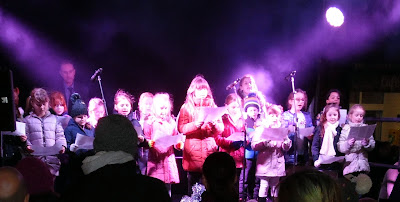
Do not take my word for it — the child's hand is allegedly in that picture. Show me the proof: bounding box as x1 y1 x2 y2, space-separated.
26 146 34 153
175 141 184 150
348 138 355 147
59 146 66 154
195 121 204 129
314 159 321 168
138 136 145 143
148 140 155 148
20 135 27 142
362 138 369 146
70 144 79 152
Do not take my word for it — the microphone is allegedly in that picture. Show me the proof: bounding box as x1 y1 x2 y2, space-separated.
90 68 103 82
226 78 241 90
285 70 296 81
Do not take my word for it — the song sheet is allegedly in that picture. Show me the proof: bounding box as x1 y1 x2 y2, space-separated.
347 124 376 140
260 128 289 141
2 122 25 136
31 142 64 156
339 109 347 125
75 133 94 150
154 133 184 148
198 107 227 123
298 127 314 138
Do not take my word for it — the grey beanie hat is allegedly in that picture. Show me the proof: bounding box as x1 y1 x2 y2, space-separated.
94 114 137 157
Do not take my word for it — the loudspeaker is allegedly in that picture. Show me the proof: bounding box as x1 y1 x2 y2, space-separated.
0 69 15 131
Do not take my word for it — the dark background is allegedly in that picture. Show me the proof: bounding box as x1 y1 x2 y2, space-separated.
0 0 399 115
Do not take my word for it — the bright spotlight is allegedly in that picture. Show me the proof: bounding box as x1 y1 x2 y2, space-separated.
326 7 344 27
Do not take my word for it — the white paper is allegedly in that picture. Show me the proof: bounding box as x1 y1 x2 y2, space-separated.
348 124 376 140
198 107 227 123
260 128 289 141
31 143 64 156
154 133 184 148
298 127 314 138
339 109 347 125
75 133 94 150
317 155 345 164
225 132 247 141
2 122 26 136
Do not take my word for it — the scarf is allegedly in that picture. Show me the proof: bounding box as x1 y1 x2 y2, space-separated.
320 121 339 156
81 151 134 175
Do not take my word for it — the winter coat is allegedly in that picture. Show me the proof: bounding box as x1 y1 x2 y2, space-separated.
251 127 291 177
25 111 67 176
311 124 343 162
64 119 95 152
177 98 224 172
337 122 375 175
144 118 180 184
215 114 245 168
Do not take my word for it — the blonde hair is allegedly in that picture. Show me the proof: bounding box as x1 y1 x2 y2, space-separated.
138 92 154 112
348 104 365 115
152 93 173 121
183 75 216 115
224 93 241 105
88 98 105 116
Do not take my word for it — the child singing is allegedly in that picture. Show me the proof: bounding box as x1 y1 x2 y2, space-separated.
251 105 291 201
214 93 245 198
282 89 313 165
143 93 181 195
338 104 375 177
177 75 224 194
312 105 343 172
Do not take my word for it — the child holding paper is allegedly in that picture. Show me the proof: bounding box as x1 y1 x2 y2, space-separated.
282 89 313 165
312 105 343 172
144 93 181 195
214 93 246 198
177 75 224 194
338 104 375 176
64 93 95 154
25 88 66 178
252 105 292 201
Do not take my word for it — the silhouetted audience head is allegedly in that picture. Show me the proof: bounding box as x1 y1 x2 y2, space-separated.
0 167 29 202
278 169 342 202
15 157 55 195
202 152 238 202
94 114 138 157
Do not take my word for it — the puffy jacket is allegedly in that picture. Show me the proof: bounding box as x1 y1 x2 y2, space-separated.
215 114 245 168
25 111 67 176
251 127 291 177
144 118 180 184
337 122 375 175
177 98 224 172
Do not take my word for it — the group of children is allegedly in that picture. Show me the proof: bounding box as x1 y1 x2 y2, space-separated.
4 73 377 201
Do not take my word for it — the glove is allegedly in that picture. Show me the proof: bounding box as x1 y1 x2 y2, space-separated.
70 144 79 152
175 141 184 150
231 141 244 150
148 140 155 148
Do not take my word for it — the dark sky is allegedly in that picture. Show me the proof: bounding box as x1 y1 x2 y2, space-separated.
1 0 399 114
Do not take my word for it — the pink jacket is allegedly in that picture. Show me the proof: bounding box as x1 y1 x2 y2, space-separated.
215 114 245 168
144 118 180 184
251 127 291 177
177 98 224 172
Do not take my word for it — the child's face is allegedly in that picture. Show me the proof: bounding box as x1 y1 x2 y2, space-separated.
247 106 259 120
139 97 153 116
267 113 280 127
93 106 105 120
348 108 365 124
154 102 170 121
326 92 340 106
53 103 65 116
74 115 88 126
289 93 305 112
326 108 339 124
114 97 132 116
240 77 253 96
194 88 208 100
226 101 241 117
32 100 48 117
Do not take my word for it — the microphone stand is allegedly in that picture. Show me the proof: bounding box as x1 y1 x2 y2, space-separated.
289 74 299 166
96 75 108 116
231 85 247 200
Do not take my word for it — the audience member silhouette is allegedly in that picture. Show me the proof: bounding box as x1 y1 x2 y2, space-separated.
0 167 29 202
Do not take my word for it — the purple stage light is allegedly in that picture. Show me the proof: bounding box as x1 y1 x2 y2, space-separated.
326 7 344 27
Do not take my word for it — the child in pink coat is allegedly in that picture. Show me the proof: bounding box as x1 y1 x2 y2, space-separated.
144 93 182 195
251 105 291 200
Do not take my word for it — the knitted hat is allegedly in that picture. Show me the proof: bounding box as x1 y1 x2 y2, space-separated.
94 114 137 157
244 93 260 112
69 93 88 118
